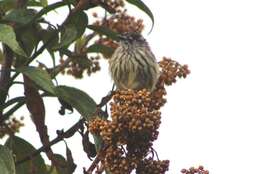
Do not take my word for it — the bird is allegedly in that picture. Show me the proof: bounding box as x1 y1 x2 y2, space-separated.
109 32 160 91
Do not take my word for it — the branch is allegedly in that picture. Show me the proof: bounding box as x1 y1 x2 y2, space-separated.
0 45 14 118
84 145 109 174
97 90 115 108
16 118 84 165
49 56 72 78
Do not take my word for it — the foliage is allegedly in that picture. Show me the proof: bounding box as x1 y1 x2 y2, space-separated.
0 0 199 174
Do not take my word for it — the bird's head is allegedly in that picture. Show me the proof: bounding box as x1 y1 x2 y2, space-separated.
117 32 147 46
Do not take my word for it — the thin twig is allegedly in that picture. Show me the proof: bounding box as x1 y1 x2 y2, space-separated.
50 56 73 78
151 147 160 161
97 90 115 108
84 145 109 174
16 118 85 165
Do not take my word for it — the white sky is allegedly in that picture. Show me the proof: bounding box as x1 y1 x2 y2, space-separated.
2 0 260 173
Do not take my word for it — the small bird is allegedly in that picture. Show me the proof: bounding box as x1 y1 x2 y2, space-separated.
109 32 160 91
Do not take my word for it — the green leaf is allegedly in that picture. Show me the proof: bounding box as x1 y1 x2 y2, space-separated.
17 66 55 94
0 0 15 13
54 11 88 50
0 49 3 64
28 0 44 7
54 86 96 120
3 9 37 25
0 96 25 111
46 165 58 174
0 24 27 57
40 27 59 51
2 101 25 119
92 135 103 152
40 0 48 6
3 9 41 56
17 25 41 56
52 154 69 174
45 153 78 174
65 143 76 173
56 26 78 49
0 145 15 174
126 0 154 33
0 0 44 13
33 1 70 19
2 1 73 26
5 136 47 174
87 43 115 57
87 25 118 40
74 35 87 53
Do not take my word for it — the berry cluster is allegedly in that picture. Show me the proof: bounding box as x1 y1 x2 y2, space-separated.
136 158 170 174
158 57 190 86
90 89 161 144
181 166 209 174
93 10 144 58
0 117 24 138
88 57 189 173
60 55 101 79
105 0 125 10
89 89 164 173
94 10 144 34
103 146 138 174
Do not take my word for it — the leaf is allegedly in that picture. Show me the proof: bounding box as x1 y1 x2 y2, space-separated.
40 0 48 6
28 0 44 7
0 0 16 13
40 27 59 51
87 25 118 40
0 1 73 26
87 44 115 57
0 24 27 57
54 86 96 120
23 76 54 164
2 101 25 120
82 133 97 159
0 96 25 111
52 154 69 174
56 27 77 49
0 145 15 174
92 134 103 152
58 98 73 115
3 9 37 25
0 0 43 13
54 11 88 49
46 165 58 174
15 22 41 56
65 143 76 173
34 1 71 20
5 136 47 174
23 75 46 136
126 0 154 33
17 66 55 94
74 35 87 53
0 49 3 64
